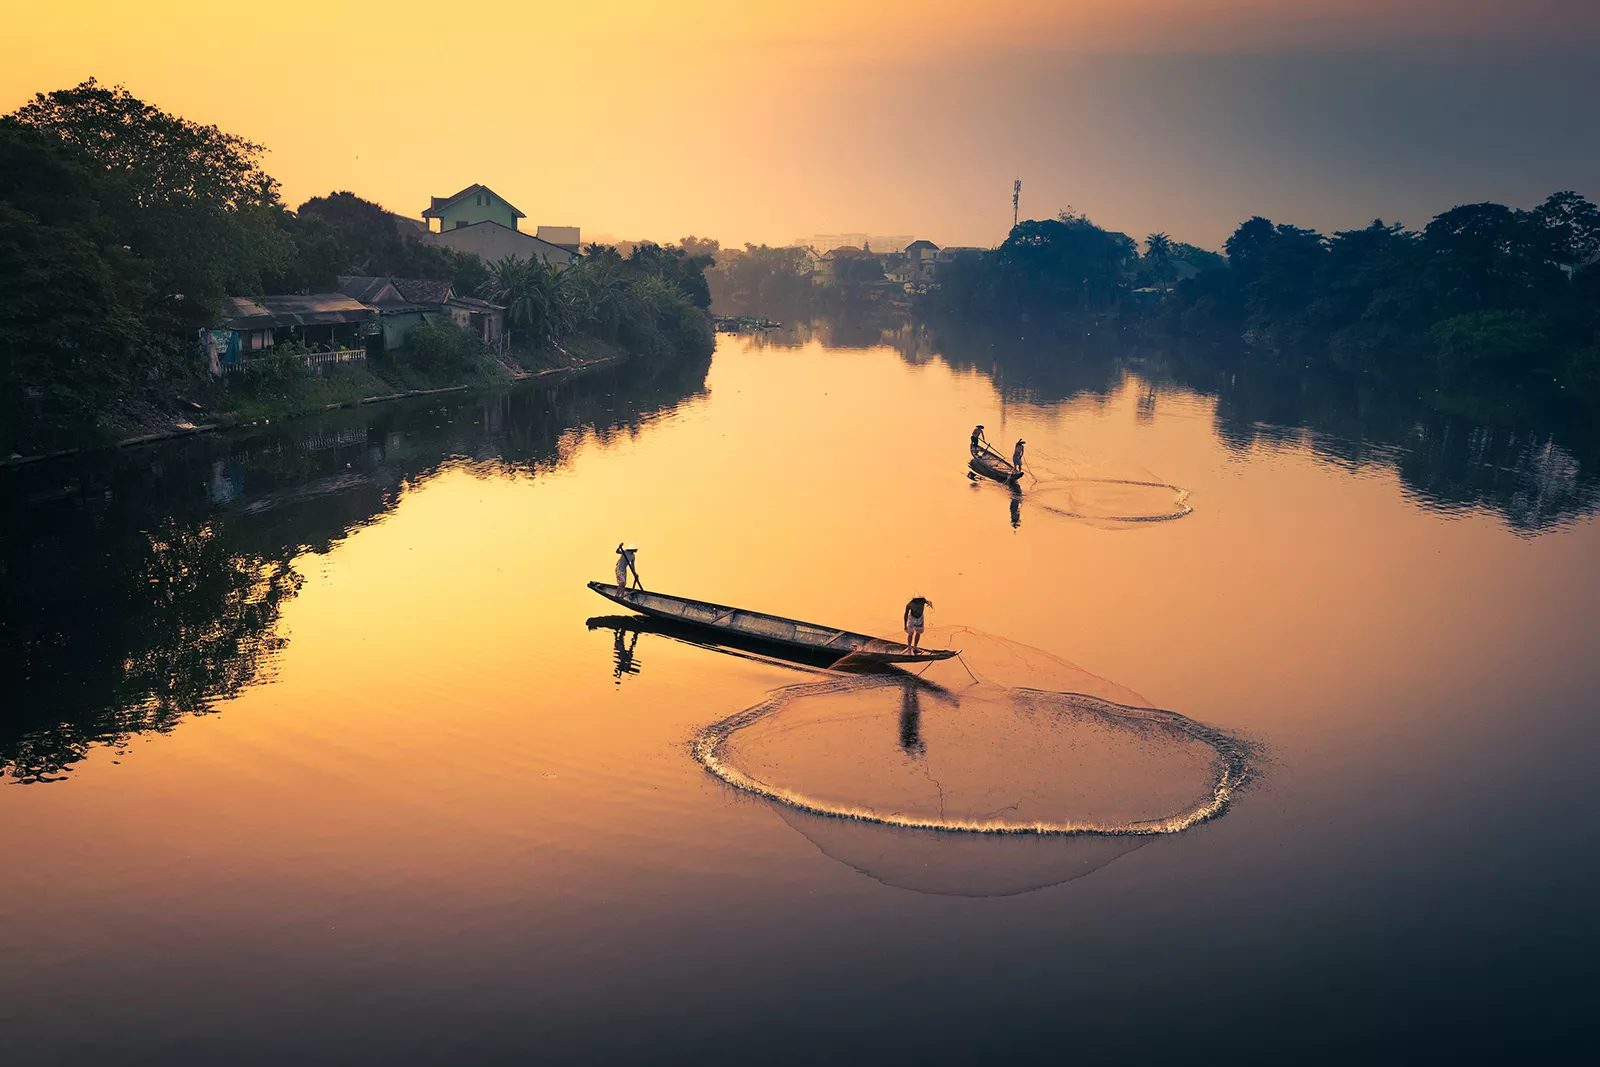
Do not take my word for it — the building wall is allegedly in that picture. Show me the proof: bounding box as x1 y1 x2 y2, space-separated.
431 191 520 233
380 310 432 352
536 225 580 247
422 221 575 266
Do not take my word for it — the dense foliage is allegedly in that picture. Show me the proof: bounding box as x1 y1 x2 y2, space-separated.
0 81 713 455
922 195 1600 401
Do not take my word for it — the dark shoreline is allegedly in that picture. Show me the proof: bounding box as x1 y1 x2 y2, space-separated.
1 353 628 470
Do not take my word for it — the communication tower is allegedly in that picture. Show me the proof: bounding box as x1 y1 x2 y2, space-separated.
1012 179 1021 230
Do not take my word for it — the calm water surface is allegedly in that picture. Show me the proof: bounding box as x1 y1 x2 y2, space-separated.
3 331 1597 1063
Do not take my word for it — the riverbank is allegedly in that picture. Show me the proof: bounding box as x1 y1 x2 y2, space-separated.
1 339 631 469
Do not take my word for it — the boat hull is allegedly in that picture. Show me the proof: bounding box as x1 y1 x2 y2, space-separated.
969 451 1022 485
586 582 958 664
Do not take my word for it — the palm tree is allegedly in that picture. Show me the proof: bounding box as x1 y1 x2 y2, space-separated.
484 256 571 351
1145 232 1174 295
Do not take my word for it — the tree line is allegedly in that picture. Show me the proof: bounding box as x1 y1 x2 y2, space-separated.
924 196 1600 402
1 80 714 454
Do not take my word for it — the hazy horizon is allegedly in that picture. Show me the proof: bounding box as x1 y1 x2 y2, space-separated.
5 1 1597 250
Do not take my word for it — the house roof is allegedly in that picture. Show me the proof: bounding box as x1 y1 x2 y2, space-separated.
422 183 526 220
450 294 505 312
337 276 441 313
224 294 372 329
905 239 940 252
392 278 455 305
337 276 403 305
424 220 577 258
821 246 877 259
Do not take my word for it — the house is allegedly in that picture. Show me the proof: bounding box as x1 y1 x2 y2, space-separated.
338 276 506 351
812 246 885 287
418 183 575 267
205 294 376 373
904 239 940 283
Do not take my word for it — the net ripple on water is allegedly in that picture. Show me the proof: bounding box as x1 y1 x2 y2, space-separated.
1024 476 1194 523
692 632 1256 836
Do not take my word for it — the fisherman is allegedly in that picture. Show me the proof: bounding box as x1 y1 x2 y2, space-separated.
970 424 988 457
1012 438 1026 471
903 595 933 652
615 543 641 594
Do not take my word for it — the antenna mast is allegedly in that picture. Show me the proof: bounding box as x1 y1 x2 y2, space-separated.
1012 178 1021 230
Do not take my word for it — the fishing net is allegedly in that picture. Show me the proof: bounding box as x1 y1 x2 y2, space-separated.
772 805 1151 897
1023 475 1193 524
985 447 1193 525
693 628 1256 838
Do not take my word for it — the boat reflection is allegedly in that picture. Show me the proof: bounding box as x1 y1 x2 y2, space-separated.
586 613 842 675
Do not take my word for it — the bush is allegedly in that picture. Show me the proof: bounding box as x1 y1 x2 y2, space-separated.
1431 310 1550 371
402 319 486 373
237 342 312 385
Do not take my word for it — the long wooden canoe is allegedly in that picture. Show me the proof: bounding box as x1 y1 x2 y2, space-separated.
969 449 1022 485
586 582 958 665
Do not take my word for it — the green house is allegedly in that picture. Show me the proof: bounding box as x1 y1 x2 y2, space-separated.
422 184 525 233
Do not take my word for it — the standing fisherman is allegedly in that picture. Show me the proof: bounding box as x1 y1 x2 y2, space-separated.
1012 439 1026 473
970 424 989 457
903 595 933 653
615 543 641 595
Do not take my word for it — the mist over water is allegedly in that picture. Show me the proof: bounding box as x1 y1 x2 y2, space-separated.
3 324 1597 1063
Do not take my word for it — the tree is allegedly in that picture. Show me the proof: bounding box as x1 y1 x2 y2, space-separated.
1145 232 1173 293
9 80 292 327
1532 190 1600 273
295 191 484 291
483 256 571 351
13 79 278 211
1421 202 1553 316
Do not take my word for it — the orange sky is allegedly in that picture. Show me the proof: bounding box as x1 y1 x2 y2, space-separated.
4 1 1596 248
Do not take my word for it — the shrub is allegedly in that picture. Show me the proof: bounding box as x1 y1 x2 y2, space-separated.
402 319 485 373
1431 310 1550 371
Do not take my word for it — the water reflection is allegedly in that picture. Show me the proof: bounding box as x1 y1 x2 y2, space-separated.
736 307 1600 531
586 614 849 675
897 682 923 757
609 627 642 683
1 355 711 782
889 316 1600 532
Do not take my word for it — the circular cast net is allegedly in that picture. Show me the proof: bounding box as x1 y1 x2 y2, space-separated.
1024 475 1193 524
693 629 1256 838
981 448 1194 525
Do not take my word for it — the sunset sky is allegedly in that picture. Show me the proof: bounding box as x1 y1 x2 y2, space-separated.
4 1 1596 249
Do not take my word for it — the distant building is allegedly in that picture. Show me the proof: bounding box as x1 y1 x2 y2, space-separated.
536 225 582 252
904 240 940 283
795 233 915 254
813 246 888 287
418 183 575 266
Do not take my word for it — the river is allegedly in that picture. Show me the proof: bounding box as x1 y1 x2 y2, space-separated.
3 325 1597 1063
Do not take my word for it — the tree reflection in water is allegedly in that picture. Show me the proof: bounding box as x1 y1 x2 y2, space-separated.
908 319 1600 534
1 355 711 782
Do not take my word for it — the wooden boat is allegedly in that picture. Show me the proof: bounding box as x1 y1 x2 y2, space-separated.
586 582 959 665
969 448 1022 485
